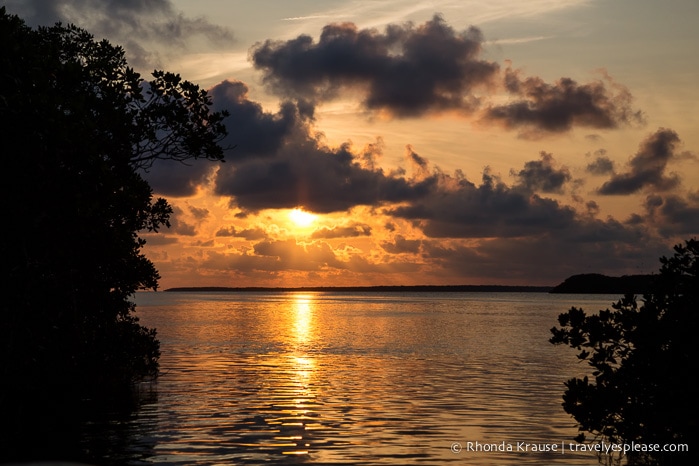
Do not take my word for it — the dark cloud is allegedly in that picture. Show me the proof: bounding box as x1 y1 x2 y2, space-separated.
215 226 268 240
209 81 437 213
585 200 601 216
512 151 571 193
140 159 215 197
643 193 699 237
194 239 215 247
483 67 645 137
419 229 664 285
168 207 197 236
7 0 234 43
139 233 179 246
189 206 210 220
5 0 234 68
250 15 646 136
406 145 429 170
143 79 301 196
215 138 435 213
585 134 603 142
405 145 432 179
251 15 499 117
387 168 578 238
381 235 422 254
311 223 372 239
598 128 684 195
381 151 660 262
586 151 615 175
209 81 301 160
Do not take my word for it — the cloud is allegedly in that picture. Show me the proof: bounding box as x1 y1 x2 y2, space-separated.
419 229 663 285
209 80 303 160
252 239 344 271
143 79 300 197
5 0 234 68
586 150 615 175
597 128 683 195
188 205 210 220
141 79 438 213
250 15 645 137
585 134 603 142
168 207 197 236
482 67 645 137
381 235 422 254
199 240 347 274
140 233 179 246
215 137 435 213
251 15 499 117
381 151 661 257
643 193 699 237
311 223 372 239
585 200 601 216
209 81 436 213
386 165 578 238
512 151 571 193
215 226 269 240
12 0 234 43
140 159 216 197
405 145 432 179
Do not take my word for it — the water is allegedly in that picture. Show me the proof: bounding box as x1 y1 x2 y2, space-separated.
106 292 621 465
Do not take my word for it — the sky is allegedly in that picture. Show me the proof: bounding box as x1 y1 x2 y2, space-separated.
6 0 699 287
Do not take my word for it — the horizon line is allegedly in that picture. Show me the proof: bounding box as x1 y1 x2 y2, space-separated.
162 284 555 293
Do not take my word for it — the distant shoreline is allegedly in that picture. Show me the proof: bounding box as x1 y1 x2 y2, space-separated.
163 285 554 293
163 273 656 294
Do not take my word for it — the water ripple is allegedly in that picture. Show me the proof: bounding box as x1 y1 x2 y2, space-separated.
114 292 614 465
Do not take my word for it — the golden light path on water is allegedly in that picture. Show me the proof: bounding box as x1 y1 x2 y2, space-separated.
127 291 618 465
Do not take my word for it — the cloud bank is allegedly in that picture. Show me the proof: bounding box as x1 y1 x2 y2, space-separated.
22 7 686 285
252 15 498 117
251 16 644 138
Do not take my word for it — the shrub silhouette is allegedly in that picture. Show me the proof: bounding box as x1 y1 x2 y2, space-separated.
551 239 698 465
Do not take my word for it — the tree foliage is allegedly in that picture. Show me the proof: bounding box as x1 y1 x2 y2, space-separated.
550 239 698 465
0 5 227 432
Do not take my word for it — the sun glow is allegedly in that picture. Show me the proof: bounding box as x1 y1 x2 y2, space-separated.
288 208 317 227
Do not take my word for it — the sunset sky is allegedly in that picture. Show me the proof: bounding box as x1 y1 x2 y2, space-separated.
7 0 699 287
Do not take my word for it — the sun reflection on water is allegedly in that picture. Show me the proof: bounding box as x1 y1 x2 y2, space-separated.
129 292 604 465
270 293 320 458
292 293 313 345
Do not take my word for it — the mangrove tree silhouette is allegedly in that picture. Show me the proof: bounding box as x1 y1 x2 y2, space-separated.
0 7 227 460
550 239 697 465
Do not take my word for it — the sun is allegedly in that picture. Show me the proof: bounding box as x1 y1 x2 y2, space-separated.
288 208 317 227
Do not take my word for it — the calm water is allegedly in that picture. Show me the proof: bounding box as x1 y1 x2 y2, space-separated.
100 291 622 465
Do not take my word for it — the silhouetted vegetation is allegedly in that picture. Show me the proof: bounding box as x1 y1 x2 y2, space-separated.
551 239 698 465
0 7 226 460
549 273 656 294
